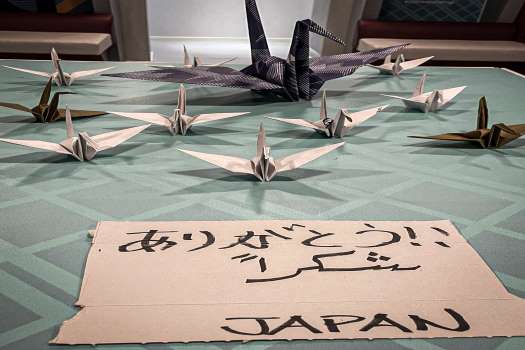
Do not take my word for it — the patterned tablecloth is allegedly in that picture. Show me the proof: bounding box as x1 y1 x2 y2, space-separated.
0 60 524 350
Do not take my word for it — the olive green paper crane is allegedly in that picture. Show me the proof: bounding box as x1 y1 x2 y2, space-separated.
0 77 106 123
409 96 525 148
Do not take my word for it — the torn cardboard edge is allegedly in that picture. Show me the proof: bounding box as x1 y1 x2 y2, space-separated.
51 220 525 344
52 299 525 344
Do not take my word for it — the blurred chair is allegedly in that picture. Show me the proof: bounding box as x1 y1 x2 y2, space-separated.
0 0 151 61
0 11 113 60
356 3 525 72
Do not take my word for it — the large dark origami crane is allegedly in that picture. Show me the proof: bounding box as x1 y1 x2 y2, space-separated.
105 0 407 101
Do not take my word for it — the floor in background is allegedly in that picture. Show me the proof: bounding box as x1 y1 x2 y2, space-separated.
149 36 320 64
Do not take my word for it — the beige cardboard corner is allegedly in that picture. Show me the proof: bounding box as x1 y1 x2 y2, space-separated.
51 220 525 344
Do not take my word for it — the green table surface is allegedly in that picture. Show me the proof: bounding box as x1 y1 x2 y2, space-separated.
0 60 524 350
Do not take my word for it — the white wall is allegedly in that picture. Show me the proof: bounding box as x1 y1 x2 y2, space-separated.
147 0 315 38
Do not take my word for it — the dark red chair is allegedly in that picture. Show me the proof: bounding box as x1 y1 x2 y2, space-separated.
357 4 525 72
0 12 112 60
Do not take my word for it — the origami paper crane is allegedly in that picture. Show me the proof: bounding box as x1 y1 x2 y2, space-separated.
109 84 248 135
152 45 237 69
383 73 466 113
367 54 434 76
268 90 388 138
409 96 525 148
0 77 106 123
3 48 113 86
178 124 344 181
104 0 407 101
0 107 150 161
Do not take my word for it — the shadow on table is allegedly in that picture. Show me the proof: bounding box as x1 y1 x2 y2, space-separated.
0 143 145 163
0 145 149 186
104 89 283 107
0 114 37 124
382 104 470 117
267 129 331 140
407 139 525 160
0 152 71 164
99 125 244 145
0 77 123 89
172 167 331 182
169 168 342 213
104 88 352 108
169 166 390 213
267 125 381 140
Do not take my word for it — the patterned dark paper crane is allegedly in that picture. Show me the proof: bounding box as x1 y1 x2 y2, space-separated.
409 96 525 148
105 0 408 101
0 77 105 123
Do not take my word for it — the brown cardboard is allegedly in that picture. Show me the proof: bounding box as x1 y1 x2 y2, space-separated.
51 220 525 344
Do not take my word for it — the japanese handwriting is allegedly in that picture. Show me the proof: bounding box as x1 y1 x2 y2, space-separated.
117 223 452 283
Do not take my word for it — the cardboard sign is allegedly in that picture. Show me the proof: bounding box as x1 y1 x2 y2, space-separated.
52 220 525 344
